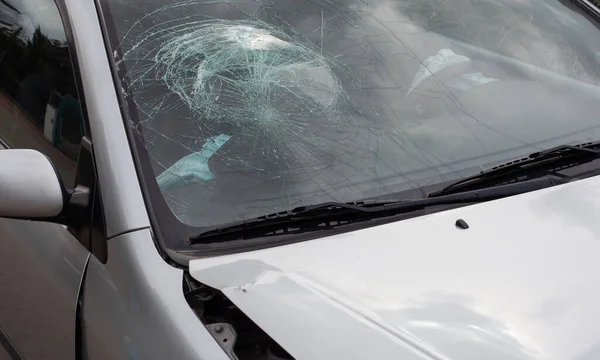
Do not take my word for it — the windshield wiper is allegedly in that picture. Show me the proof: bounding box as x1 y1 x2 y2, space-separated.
190 177 563 243
427 141 600 198
190 141 600 243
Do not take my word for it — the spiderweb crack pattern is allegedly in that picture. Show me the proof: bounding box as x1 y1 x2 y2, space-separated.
118 6 384 225
156 20 345 136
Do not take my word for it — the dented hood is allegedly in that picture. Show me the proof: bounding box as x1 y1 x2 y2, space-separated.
189 176 600 360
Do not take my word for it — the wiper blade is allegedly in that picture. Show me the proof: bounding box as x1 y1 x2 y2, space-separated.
190 177 563 243
427 141 600 198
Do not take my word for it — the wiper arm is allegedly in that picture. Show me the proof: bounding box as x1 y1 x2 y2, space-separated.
427 141 600 198
190 177 563 243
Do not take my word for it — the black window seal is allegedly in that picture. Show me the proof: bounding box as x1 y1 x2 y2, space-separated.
571 0 600 22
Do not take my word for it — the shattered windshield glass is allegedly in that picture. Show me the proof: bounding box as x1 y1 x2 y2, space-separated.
102 0 600 228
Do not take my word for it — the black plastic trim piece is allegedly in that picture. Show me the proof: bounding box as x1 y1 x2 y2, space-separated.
570 0 600 22
90 183 108 264
455 219 469 230
75 253 91 360
72 137 108 263
0 325 22 360
106 226 151 241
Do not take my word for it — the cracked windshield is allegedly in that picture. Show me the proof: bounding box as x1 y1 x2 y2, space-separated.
104 0 600 227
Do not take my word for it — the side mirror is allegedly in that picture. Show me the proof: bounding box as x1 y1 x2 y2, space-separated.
0 149 67 219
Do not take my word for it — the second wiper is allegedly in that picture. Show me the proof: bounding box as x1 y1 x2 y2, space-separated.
190 177 563 243
427 141 600 198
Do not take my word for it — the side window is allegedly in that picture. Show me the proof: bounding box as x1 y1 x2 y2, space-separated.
0 0 85 186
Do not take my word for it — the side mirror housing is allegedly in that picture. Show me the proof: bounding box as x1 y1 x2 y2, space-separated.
0 149 67 219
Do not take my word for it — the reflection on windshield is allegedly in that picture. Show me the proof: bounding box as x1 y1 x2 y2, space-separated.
398 0 600 81
107 0 600 226
0 0 66 43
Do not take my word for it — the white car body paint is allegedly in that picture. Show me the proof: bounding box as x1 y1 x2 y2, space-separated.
0 149 64 218
190 175 600 360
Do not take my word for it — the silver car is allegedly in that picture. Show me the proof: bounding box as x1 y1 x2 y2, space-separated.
3 0 600 359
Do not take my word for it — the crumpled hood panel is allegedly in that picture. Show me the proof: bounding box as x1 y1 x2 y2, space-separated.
190 176 600 360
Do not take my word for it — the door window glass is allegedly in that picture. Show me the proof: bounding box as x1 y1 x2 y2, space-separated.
0 0 85 186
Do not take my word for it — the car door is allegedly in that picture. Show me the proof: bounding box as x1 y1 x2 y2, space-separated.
0 1 91 359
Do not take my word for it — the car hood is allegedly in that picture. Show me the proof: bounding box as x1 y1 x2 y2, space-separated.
190 176 600 360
